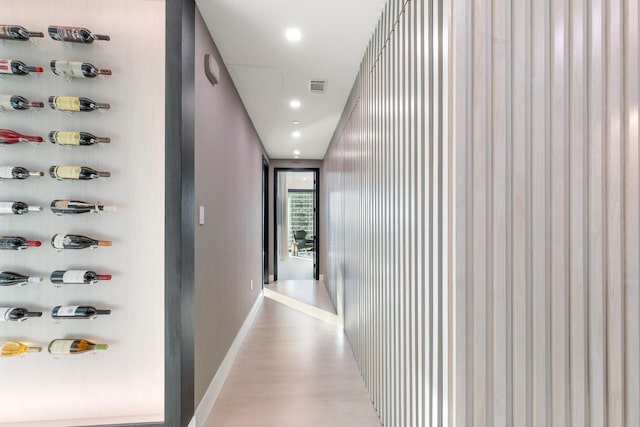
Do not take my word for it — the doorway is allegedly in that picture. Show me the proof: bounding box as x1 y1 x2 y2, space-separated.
262 156 269 285
273 168 319 281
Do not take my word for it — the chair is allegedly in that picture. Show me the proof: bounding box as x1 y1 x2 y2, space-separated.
293 230 314 252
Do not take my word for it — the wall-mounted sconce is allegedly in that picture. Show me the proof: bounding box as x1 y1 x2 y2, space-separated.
204 53 219 87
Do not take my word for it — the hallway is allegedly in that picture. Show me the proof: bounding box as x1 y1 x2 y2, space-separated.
205 282 380 427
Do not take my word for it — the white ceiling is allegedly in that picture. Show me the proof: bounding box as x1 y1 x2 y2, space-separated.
196 0 386 159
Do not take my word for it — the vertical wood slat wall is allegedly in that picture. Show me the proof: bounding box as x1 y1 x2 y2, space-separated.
324 0 640 425
325 0 448 425
451 0 640 425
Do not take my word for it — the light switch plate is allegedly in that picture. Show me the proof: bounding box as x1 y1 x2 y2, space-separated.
199 206 205 225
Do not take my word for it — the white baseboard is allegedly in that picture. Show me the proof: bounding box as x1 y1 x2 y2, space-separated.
268 274 274 282
188 292 264 427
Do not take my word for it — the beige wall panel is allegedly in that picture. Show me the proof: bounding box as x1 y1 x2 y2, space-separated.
491 0 510 425
587 0 608 425
606 1 627 425
568 0 590 426
549 0 571 424
625 2 640 426
471 0 491 424
510 0 533 426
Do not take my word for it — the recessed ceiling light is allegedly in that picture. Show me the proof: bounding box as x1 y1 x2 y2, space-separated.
292 120 300 125
285 28 302 42
289 100 301 109
292 131 301 138
293 150 301 155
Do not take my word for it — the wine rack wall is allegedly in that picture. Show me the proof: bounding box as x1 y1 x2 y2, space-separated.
0 1 165 425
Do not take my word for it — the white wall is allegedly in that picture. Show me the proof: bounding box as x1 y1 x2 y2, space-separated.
0 1 165 425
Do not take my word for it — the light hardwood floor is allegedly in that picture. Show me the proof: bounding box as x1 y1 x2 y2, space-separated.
204 283 382 427
264 280 335 314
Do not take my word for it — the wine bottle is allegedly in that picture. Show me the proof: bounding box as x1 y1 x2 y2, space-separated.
48 96 110 112
0 307 42 321
51 234 111 250
50 270 111 285
49 131 110 146
0 95 44 110
0 59 43 75
49 166 110 180
50 200 116 215
48 26 110 44
0 201 42 215
0 25 44 41
0 271 43 286
50 60 112 79
51 305 111 319
0 166 44 179
0 341 42 357
0 129 44 144
0 236 41 250
48 339 108 355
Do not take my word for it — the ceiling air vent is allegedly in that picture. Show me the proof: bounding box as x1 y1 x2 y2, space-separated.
309 79 327 93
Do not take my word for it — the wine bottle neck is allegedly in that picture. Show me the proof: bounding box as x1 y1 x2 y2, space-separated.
97 171 111 178
26 241 41 247
96 309 111 315
93 34 110 41
27 276 43 283
93 344 108 350
97 274 112 281
28 101 44 108
96 137 111 143
29 171 44 177
94 103 110 110
24 66 43 73
27 206 42 212
25 312 42 317
97 240 112 247
28 31 44 38
97 69 112 76
26 346 43 353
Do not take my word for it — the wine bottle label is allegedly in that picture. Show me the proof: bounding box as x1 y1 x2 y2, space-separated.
0 60 12 74
51 27 84 43
0 167 14 178
0 202 15 214
0 95 13 109
49 340 74 354
52 96 80 112
54 200 70 209
52 131 80 146
52 61 84 78
0 307 13 321
54 166 81 179
52 234 67 249
62 271 88 283
55 306 79 316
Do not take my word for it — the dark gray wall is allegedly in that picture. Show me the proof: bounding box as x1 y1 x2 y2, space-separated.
166 0 194 426
193 6 265 405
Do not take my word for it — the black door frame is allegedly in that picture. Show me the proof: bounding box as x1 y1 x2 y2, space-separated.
262 156 269 285
273 167 320 281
